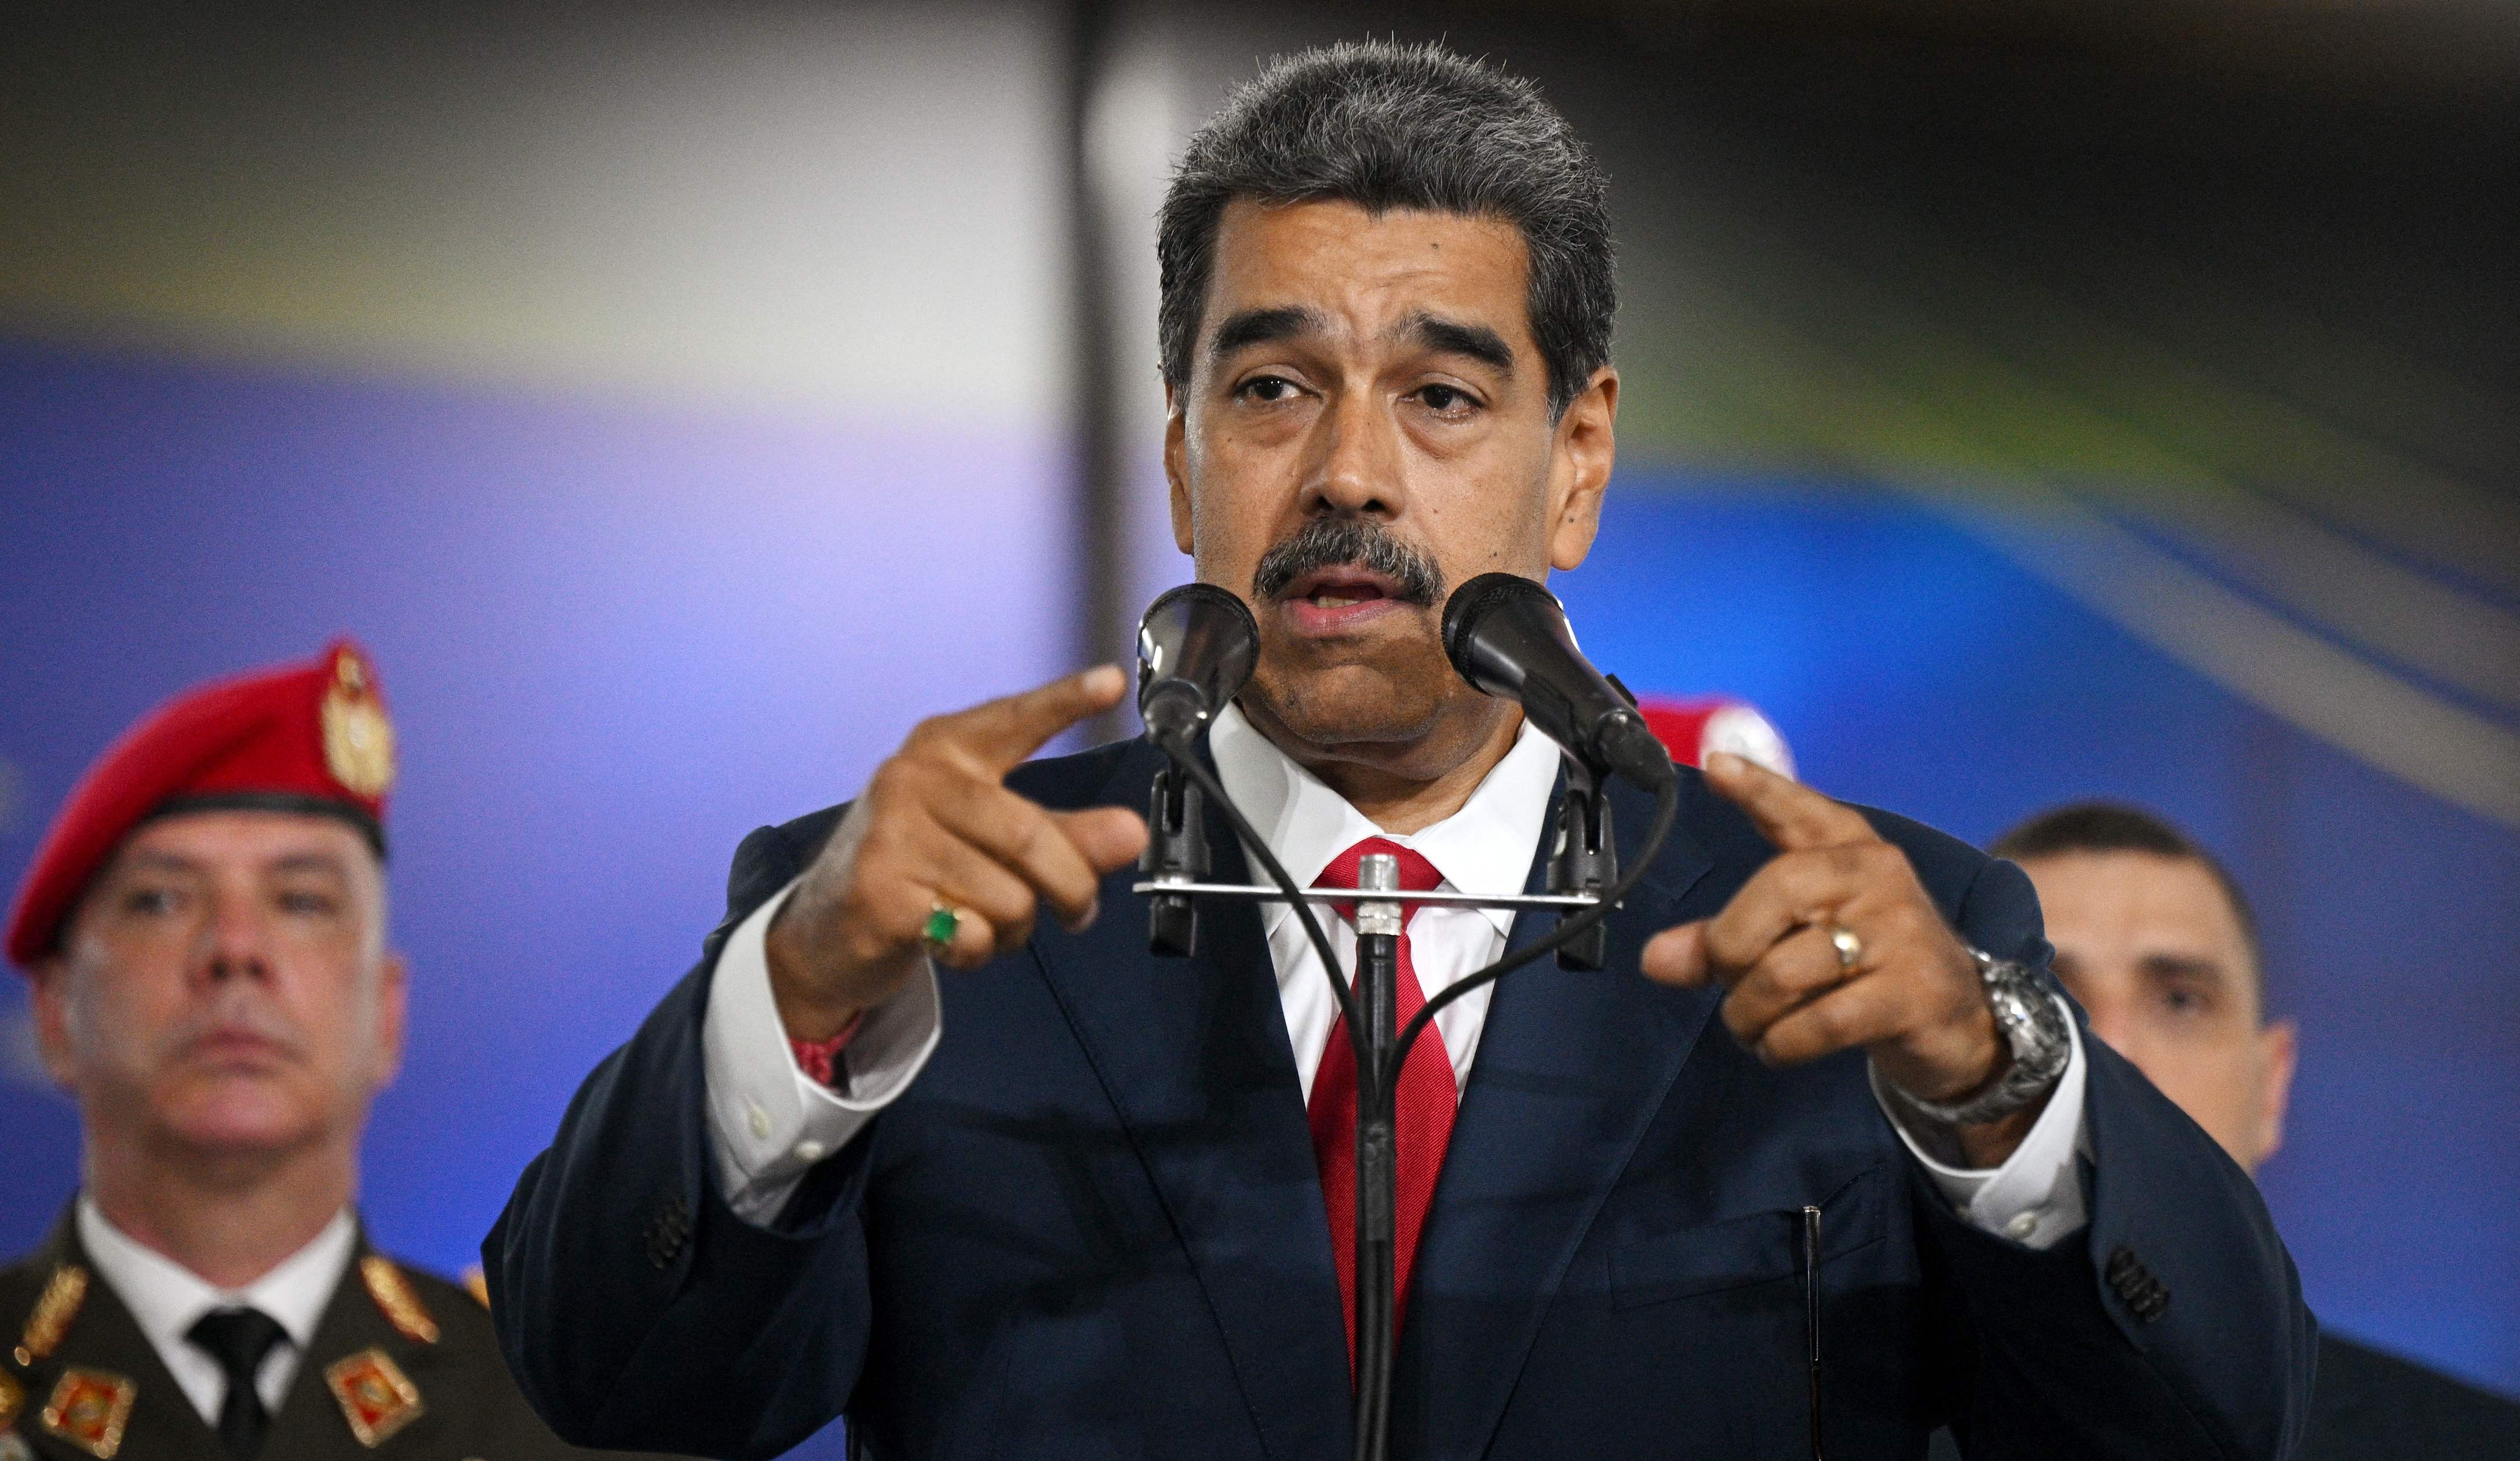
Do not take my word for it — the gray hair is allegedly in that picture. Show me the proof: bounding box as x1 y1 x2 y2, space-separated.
1157 40 1615 417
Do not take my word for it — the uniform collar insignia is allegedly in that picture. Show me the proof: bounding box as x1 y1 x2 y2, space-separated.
358 1255 439 1345
17 1265 87 1367
324 1347 424 1447
38 1368 134 1459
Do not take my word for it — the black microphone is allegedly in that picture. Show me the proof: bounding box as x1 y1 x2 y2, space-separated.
1137 583 1260 743
1441 573 1675 791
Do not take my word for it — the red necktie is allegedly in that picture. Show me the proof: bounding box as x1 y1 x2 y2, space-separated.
1306 836 1456 1364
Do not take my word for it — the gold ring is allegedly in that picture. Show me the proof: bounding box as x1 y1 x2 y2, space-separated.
922 901 962 952
1828 924 1864 974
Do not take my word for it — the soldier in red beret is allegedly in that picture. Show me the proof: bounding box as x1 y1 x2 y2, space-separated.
0 643 668 1460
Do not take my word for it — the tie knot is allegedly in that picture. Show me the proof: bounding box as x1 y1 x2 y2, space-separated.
187 1306 288 1383
1314 836 1445 923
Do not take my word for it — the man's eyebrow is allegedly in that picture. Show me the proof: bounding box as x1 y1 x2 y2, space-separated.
1405 314 1515 374
269 852 353 878
1209 306 1323 361
2140 953 2229 985
116 850 203 878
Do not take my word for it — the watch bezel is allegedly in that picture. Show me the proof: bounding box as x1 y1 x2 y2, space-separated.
1896 947 2070 1127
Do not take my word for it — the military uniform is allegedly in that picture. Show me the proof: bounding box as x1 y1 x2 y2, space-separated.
0 1207 676 1460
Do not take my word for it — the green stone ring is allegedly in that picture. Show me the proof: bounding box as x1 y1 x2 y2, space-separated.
922 902 962 951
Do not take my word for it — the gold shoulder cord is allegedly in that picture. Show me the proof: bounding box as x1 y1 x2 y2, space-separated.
17 1266 86 1368
359 1257 440 1345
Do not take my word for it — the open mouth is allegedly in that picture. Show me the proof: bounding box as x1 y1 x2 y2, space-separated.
1275 565 1415 635
1282 565 1403 608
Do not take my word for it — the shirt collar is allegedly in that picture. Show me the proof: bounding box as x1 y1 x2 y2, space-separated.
1207 701 1562 939
77 1196 356 1355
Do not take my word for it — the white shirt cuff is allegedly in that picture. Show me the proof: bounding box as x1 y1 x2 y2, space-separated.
1871 994 2091 1251
700 878 943 1225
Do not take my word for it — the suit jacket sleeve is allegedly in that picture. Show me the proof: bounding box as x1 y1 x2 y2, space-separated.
485 813 871 1460
1930 853 2317 1461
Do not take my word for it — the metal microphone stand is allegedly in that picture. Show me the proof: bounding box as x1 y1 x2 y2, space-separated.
1137 737 1649 1461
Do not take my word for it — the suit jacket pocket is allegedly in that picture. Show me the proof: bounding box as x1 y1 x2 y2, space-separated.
1610 1162 1887 1310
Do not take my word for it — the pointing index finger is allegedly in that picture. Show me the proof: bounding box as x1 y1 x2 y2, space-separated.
1702 751 1876 851
931 665 1129 775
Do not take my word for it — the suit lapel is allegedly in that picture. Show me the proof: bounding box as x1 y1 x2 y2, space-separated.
1027 740 1352 1460
1394 775 1720 1461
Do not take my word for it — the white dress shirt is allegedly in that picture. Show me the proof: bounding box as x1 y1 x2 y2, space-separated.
702 706 2090 1247
76 1198 358 1427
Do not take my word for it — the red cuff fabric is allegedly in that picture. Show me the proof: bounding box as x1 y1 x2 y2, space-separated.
787 1011 866 1089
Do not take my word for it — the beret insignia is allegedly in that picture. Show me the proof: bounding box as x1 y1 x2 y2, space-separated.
321 648 396 799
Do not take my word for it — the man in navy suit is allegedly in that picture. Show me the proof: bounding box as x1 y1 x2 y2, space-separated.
486 41 2314 1459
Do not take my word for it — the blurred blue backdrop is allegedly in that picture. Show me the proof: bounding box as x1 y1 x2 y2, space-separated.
4 3 2515 1455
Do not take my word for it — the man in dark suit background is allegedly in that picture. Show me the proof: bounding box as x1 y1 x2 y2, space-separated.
487 41 2314 1459
1973 803 2520 1460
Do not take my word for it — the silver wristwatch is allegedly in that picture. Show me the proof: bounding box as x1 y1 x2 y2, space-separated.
1895 947 2070 1126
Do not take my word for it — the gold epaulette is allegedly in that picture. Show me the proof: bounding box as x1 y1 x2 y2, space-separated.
16 1265 87 1368
358 1257 439 1345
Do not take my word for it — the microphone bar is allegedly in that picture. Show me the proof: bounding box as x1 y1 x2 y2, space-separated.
1129 879 1603 912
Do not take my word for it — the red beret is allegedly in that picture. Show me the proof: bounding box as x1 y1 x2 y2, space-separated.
6 640 395 969
1638 696 1796 780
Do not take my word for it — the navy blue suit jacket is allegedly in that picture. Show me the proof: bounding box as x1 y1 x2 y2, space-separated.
487 739 2315 1459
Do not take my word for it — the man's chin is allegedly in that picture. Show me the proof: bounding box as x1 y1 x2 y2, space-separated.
1249 666 1447 747
155 1080 325 1162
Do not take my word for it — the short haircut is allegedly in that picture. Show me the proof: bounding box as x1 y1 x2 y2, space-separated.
1157 40 1616 418
1991 802 2266 1005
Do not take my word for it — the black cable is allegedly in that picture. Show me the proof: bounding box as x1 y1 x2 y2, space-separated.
1153 730 1366 1066
1155 731 1397 1461
1392 776 1681 1072
1154 733 1681 1461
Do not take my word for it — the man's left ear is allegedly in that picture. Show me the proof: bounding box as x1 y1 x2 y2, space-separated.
2254 1017 2298 1168
1164 382 1195 556
27 958 81 1091
371 951 409 1090
1547 366 1618 572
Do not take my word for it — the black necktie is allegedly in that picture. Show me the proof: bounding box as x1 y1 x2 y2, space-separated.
186 1306 289 1459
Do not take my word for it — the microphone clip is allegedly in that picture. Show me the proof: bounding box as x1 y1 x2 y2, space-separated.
1547 756 1617 972
1142 758 1208 958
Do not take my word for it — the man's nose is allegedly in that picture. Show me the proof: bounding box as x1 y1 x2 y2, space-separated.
1302 389 1406 518
2080 996 2137 1060
194 890 275 984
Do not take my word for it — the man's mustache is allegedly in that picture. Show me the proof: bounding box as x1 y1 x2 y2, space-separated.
1251 518 1444 607
163 985 310 1065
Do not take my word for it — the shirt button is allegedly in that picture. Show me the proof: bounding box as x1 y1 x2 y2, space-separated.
2006 1210 2042 1241
794 1139 827 1163
747 1104 772 1140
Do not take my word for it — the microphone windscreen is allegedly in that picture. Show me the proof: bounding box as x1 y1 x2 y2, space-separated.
1136 583 1259 740
1441 572 1560 695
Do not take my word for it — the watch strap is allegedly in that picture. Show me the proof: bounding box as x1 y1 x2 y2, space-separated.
1892 947 2071 1127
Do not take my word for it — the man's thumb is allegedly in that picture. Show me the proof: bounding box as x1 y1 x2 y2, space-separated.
1056 805 1151 874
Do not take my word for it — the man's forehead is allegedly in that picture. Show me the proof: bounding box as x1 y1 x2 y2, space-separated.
2028 851 2249 958
1205 198 1532 346
108 809 377 876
